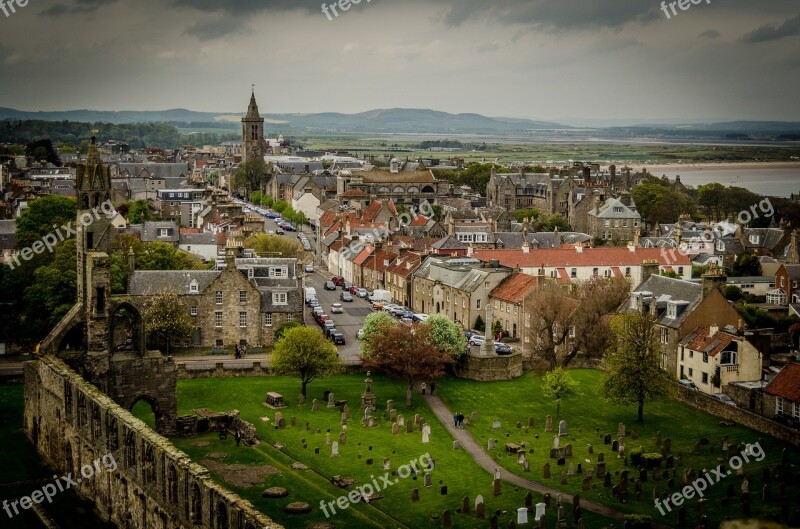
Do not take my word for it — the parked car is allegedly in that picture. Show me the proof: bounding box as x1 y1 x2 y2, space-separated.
712 393 736 406
332 276 345 286
494 343 513 355
371 301 385 310
304 264 314 273
356 288 368 298
324 281 336 291
469 335 486 347
463 330 476 339
324 325 338 338
678 379 698 390
283 224 296 232
412 313 429 322
308 299 320 309
312 306 324 317
315 313 330 325
331 332 346 345
323 320 336 334
773 414 800 429
331 303 344 314
340 292 353 302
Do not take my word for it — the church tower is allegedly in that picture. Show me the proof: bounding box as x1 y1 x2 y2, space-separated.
242 89 266 163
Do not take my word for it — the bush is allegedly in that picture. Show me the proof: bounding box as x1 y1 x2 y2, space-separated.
623 514 652 529
641 453 663 469
629 446 644 466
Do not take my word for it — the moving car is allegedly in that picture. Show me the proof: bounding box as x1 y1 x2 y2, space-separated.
340 292 353 302
331 303 344 314
324 281 336 291
304 264 315 273
371 301 385 310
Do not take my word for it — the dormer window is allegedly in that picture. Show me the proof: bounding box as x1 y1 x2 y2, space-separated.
749 235 759 244
667 303 677 319
189 280 199 293
716 241 724 251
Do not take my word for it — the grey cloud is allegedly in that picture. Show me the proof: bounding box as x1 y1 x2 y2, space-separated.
171 0 321 16
741 14 800 43
183 17 246 41
40 0 118 17
699 29 721 39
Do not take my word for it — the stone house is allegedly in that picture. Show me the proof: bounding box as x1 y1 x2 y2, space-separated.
384 250 422 308
771 264 800 305
485 168 576 218
623 269 740 376
488 272 543 340
678 325 764 395
764 362 800 421
587 195 641 243
361 247 399 292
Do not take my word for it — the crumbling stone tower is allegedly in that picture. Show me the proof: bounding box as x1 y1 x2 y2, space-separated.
41 137 177 434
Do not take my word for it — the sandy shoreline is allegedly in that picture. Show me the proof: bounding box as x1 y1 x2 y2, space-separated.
627 161 800 172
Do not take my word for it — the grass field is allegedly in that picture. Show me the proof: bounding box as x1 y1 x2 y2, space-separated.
151 376 617 529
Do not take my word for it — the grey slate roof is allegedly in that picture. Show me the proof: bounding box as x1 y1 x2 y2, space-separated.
0 219 15 250
430 235 467 251
128 270 220 296
180 232 217 245
258 288 303 313
141 221 179 243
118 163 190 180
626 275 703 329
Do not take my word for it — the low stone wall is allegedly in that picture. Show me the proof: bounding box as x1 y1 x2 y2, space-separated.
674 385 800 447
175 361 364 379
455 352 523 381
24 356 281 529
521 355 603 372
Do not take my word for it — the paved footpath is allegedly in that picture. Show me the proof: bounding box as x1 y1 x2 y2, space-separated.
422 392 673 529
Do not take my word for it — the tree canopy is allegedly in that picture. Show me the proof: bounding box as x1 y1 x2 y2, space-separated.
271 326 341 397
541 367 579 417
425 314 468 358
142 290 195 354
16 195 76 249
600 312 674 422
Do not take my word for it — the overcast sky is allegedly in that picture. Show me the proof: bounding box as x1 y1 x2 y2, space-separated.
0 0 798 123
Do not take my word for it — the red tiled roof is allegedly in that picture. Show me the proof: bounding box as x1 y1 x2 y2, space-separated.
353 247 374 266
181 227 201 234
766 362 800 402
556 268 571 285
611 266 623 278
490 273 541 304
364 250 399 272
410 215 429 227
341 189 367 198
473 247 691 268
683 328 736 357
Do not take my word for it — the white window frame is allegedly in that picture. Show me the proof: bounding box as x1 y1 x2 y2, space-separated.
239 290 247 304
263 313 273 326
190 306 197 316
239 311 247 328
215 291 223 305
214 311 223 328
273 292 288 305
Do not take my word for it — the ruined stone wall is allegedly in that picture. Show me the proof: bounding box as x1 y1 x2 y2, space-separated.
24 356 282 529
454 353 523 381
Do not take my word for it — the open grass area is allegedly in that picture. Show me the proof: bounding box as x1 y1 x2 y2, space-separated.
438 369 800 528
162 376 618 529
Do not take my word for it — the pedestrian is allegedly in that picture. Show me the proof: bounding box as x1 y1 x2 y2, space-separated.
421 382 426 395
453 413 458 428
457 412 465 429
430 382 436 396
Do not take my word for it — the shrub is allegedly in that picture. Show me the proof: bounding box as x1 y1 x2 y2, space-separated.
623 514 652 529
641 453 663 469
629 446 644 466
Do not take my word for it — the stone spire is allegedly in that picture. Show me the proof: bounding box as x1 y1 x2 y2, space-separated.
241 88 266 164
246 88 260 119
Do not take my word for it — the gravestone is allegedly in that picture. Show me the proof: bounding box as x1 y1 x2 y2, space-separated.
442 509 451 527
398 414 404 426
597 452 605 463
582 477 590 490
441 485 448 495
528 416 535 427
367 417 376 428
617 422 625 437
568 463 575 476
558 420 567 436
424 472 433 488
557 457 566 466
493 479 502 496
493 419 502 430
411 488 419 502
553 435 560 449
491 515 499 529
331 442 339 457
384 458 390 470
298 394 305 405
339 431 346 444
663 438 672 453
327 392 336 408
406 421 413 433
560 471 568 485
524 460 530 472
535 503 546 521
341 413 348 426
342 404 350 419
312 399 319 411
603 433 611 444
543 463 551 479
389 409 397 422
603 473 612 487
597 462 606 478
462 495 471 514
543 493 551 509
476 501 486 519
611 440 619 452
386 399 394 411
518 452 526 465
488 438 496 450
454 440 461 450
587 444 593 454
392 423 400 435
545 415 553 432
325 432 332 446
517 507 528 525
414 414 421 425
565 444 572 457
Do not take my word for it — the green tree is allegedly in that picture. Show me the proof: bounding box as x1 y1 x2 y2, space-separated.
273 200 288 214
697 182 726 220
491 319 505 339
730 253 761 277
272 326 341 397
16 195 76 248
142 290 194 355
22 239 77 336
538 214 571 232
275 320 301 341
360 311 397 356
600 312 674 423
244 233 303 259
424 314 468 358
232 159 269 196
126 199 153 225
514 209 543 223
473 314 485 333
631 178 670 228
541 367 578 417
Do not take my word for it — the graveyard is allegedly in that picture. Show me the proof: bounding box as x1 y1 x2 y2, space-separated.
133 370 800 529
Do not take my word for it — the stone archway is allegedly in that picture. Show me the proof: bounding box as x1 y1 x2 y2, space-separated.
110 302 144 355
58 322 86 352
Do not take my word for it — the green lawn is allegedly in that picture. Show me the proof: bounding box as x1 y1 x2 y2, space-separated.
438 369 798 528
164 376 618 529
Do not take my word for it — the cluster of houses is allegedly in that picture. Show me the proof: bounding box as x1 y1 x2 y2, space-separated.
2 92 799 429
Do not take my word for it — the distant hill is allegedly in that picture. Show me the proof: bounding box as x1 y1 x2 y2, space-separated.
0 107 567 134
